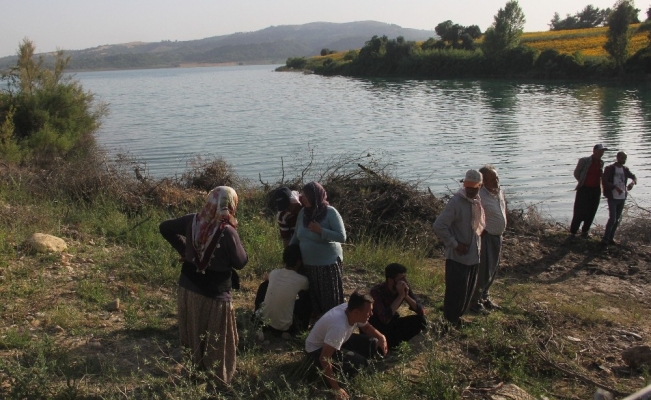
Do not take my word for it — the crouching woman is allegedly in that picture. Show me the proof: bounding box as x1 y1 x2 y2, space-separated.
159 186 248 385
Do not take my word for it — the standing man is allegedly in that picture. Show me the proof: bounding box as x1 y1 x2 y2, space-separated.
369 263 427 349
305 290 387 400
470 165 507 314
432 170 485 326
570 144 608 238
601 151 637 247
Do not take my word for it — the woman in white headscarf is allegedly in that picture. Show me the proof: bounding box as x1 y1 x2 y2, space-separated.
160 186 248 385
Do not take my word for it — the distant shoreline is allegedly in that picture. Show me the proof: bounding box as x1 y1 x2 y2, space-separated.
65 61 281 73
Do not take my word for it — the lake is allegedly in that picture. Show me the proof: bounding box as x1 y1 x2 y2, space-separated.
75 65 651 224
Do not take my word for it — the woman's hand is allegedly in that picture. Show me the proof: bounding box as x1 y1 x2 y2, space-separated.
308 221 322 235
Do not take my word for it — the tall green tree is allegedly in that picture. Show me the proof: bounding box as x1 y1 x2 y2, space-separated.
482 1 526 58
604 0 638 73
0 38 106 163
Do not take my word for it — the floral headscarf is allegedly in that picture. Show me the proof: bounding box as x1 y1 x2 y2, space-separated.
192 186 238 270
302 181 329 227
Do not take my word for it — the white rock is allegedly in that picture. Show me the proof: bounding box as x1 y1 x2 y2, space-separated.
28 233 67 253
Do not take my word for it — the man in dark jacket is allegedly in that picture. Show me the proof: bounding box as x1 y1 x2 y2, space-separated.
570 144 608 238
601 151 637 247
369 263 426 348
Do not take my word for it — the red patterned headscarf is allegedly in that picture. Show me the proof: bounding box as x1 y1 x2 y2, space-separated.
302 181 329 227
191 186 238 268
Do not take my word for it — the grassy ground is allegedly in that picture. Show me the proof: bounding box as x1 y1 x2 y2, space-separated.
0 165 650 399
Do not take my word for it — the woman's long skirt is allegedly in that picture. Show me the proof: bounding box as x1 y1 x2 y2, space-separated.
177 287 238 384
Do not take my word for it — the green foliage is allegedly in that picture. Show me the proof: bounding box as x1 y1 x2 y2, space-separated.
482 1 526 59
320 48 336 56
605 0 637 72
550 5 612 30
435 21 482 50
343 50 357 61
0 39 105 165
285 56 307 69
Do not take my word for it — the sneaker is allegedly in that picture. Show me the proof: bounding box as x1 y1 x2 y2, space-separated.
469 303 489 315
482 298 501 310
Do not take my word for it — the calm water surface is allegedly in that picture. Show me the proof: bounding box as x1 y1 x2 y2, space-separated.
75 65 651 224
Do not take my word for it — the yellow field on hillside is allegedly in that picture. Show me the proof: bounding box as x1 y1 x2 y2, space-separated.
521 24 648 57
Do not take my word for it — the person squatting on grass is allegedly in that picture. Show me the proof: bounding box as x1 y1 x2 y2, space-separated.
432 170 486 325
305 290 388 400
159 186 248 385
369 263 427 348
570 144 607 238
601 151 638 247
274 186 303 248
470 165 507 314
290 181 347 319
253 243 311 334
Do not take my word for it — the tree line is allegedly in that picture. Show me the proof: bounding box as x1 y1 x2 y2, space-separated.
285 0 651 80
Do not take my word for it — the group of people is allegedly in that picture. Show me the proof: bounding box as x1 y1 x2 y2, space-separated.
158 181 429 396
157 149 636 396
571 144 638 247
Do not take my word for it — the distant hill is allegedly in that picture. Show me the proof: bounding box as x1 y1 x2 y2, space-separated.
0 21 436 71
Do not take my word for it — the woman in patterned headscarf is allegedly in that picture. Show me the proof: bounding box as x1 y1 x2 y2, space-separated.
290 181 347 319
159 186 248 385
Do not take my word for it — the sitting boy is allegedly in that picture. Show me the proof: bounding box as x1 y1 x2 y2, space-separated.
254 243 311 333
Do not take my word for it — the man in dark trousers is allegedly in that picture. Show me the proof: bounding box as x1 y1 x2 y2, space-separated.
432 169 485 326
570 144 608 238
369 263 426 348
601 151 637 247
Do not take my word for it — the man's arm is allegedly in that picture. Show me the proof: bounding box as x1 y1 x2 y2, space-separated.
318 345 349 399
573 158 584 182
359 323 388 355
432 202 459 250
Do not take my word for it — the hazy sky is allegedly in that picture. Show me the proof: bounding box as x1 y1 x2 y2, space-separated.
1 0 638 58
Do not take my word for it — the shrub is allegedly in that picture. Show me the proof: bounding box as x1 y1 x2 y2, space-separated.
285 57 307 69
0 39 106 165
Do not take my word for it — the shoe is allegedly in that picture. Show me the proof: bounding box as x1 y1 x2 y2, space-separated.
608 239 619 246
580 231 590 239
600 241 608 250
469 303 489 315
483 298 501 310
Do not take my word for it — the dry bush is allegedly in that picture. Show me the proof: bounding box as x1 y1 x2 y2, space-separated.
616 203 651 245
264 152 446 250
506 204 555 236
180 156 241 192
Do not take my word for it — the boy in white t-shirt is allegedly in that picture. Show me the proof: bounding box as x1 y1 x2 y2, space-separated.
254 244 311 333
305 290 387 400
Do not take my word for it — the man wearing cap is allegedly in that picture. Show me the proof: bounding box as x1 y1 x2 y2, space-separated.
570 144 608 238
601 151 637 247
432 170 486 325
275 187 303 248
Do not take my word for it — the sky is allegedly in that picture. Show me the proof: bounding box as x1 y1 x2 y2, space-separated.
1 0 641 58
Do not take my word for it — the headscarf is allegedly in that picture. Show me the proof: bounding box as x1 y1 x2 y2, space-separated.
191 186 238 271
302 181 329 227
457 187 486 237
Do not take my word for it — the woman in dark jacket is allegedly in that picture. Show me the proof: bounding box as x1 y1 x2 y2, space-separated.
160 186 248 385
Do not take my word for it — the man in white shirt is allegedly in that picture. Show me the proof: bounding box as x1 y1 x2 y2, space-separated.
601 151 637 247
305 290 387 400
254 244 310 333
470 165 507 314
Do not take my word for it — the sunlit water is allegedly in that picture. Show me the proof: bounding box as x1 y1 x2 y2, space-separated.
75 65 651 224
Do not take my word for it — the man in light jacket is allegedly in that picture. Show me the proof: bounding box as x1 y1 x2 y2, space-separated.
570 144 608 238
470 165 507 314
432 170 485 325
